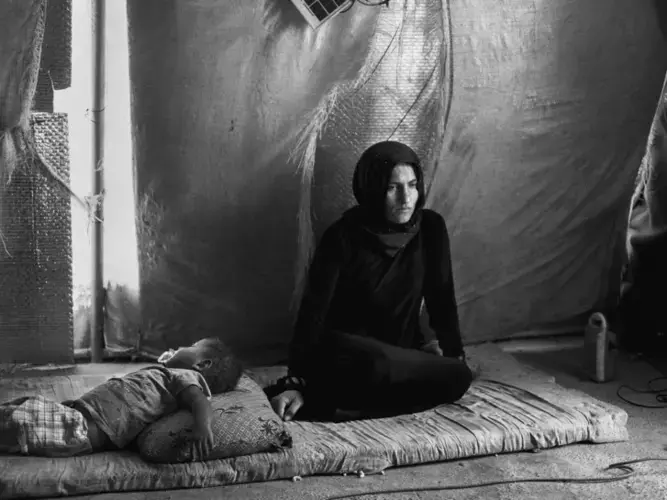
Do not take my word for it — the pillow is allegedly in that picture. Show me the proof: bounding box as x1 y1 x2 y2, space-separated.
136 374 292 463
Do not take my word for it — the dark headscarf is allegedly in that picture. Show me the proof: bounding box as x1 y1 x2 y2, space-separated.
349 141 425 257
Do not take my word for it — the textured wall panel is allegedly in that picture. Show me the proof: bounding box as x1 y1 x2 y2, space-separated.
0 113 73 364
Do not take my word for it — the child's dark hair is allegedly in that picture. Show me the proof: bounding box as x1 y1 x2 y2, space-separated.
194 337 244 394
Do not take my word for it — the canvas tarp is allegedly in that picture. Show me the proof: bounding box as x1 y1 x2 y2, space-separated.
418 0 667 340
126 0 382 362
123 0 667 364
0 0 44 185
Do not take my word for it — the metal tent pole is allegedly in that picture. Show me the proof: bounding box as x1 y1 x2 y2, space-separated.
90 0 106 363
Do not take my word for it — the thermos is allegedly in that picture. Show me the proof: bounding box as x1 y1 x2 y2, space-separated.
583 312 617 383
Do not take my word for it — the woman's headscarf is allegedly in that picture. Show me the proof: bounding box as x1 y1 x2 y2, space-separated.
350 141 425 257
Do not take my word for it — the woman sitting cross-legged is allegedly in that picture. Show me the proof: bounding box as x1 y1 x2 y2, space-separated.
266 141 473 421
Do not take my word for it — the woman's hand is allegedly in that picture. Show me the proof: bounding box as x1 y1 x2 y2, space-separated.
422 340 467 364
421 340 444 356
270 390 304 422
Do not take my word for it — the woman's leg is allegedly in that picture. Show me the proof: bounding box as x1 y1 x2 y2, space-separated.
308 331 472 415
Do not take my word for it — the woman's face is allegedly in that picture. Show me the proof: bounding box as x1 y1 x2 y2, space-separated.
384 164 419 224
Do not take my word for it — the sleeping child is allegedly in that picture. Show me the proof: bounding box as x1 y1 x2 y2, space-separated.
0 337 243 458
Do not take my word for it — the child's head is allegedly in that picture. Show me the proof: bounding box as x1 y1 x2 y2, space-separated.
159 337 243 394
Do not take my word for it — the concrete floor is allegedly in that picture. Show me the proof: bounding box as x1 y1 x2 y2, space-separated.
65 337 667 500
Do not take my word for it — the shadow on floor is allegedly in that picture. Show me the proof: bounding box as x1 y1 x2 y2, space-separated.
513 347 589 382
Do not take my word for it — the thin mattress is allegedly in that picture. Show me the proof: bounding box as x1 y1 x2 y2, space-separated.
0 344 628 499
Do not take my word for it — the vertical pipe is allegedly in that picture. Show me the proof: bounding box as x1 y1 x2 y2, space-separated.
91 0 106 363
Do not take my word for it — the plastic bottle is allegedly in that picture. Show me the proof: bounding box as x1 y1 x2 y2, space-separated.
583 312 617 383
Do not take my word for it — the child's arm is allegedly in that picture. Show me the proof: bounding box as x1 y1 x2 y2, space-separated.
177 386 215 454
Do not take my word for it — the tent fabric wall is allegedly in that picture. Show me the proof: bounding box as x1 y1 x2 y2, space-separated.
127 0 381 363
420 0 667 341
308 0 667 344
128 0 667 365
309 0 447 241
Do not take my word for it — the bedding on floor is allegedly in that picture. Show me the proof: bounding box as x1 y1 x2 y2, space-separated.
0 345 628 499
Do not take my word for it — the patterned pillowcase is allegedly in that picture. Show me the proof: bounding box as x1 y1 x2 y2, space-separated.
136 374 293 463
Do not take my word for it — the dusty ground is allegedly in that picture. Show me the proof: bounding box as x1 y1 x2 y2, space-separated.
65 337 667 500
